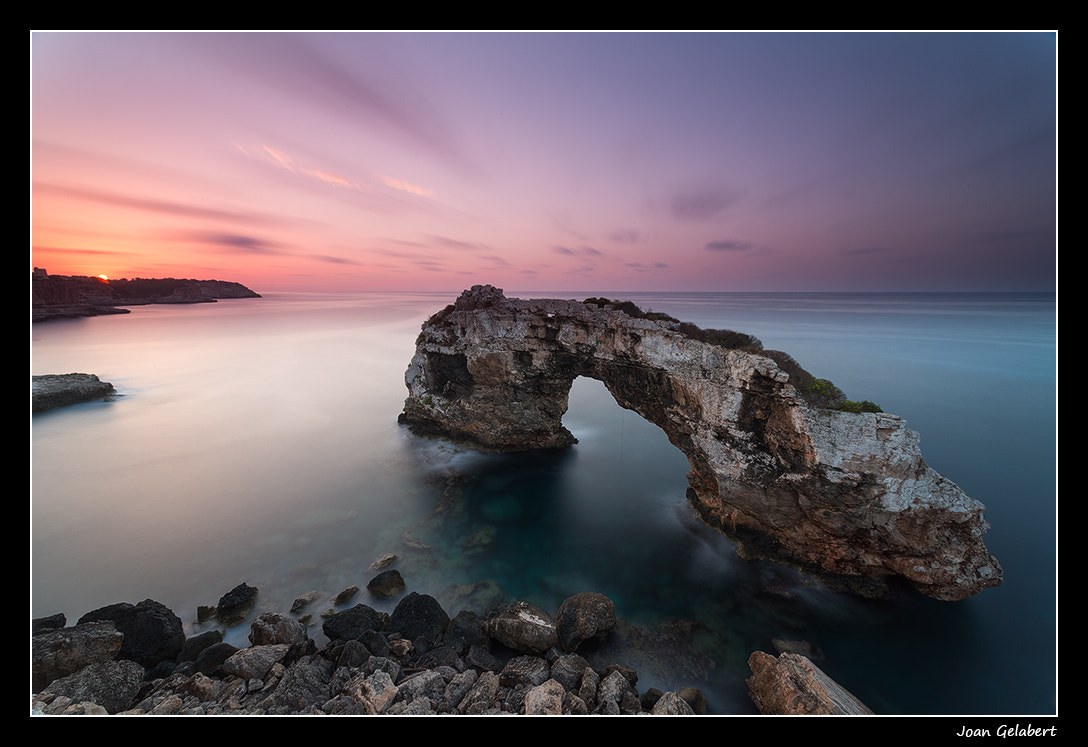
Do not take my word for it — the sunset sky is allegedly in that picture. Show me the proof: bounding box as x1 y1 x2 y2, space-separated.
31 31 1057 294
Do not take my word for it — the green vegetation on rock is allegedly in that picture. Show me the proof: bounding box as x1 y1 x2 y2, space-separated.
583 297 880 413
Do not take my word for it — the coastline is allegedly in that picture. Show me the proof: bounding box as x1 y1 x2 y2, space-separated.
31 579 870 716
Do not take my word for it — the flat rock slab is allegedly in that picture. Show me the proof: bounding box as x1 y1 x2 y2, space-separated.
32 373 116 413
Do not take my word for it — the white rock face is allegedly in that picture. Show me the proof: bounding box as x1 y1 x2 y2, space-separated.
399 286 1003 601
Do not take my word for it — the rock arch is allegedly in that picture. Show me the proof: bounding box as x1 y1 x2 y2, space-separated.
399 285 1002 601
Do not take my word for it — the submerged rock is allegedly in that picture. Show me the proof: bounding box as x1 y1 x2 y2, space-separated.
398 286 1002 601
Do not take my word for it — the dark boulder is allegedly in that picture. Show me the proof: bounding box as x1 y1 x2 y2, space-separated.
32 613 67 635
193 641 240 675
215 582 258 625
43 659 145 714
322 603 388 643
32 620 123 691
442 609 490 654
179 629 223 662
366 569 406 599
555 591 616 652
388 592 449 645
76 599 184 669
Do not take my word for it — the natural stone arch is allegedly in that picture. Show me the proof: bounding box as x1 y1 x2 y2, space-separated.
399 285 1002 601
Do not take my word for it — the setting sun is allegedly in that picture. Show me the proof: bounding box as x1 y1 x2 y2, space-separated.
96 275 108 281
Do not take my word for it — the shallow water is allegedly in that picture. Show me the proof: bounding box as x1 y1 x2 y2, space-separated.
30 290 1056 715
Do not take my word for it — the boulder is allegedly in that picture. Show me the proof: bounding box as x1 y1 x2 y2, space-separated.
651 690 696 715
31 620 123 691
555 591 616 652
76 599 184 669
366 569 406 599
483 600 558 654
388 592 449 645
223 644 291 681
746 650 873 715
40 659 145 714
193 641 240 674
249 611 309 646
322 604 388 643
441 609 490 654
215 582 258 625
179 629 224 662
524 678 566 714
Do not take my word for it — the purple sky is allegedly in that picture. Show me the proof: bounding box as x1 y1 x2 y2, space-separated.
31 31 1057 293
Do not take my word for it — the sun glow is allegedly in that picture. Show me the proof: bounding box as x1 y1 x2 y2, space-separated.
96 275 109 281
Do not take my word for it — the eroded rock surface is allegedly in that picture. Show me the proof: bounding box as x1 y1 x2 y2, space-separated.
32 373 116 412
399 285 1002 601
746 651 873 715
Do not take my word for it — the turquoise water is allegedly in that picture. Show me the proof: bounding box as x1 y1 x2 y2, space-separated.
30 290 1056 715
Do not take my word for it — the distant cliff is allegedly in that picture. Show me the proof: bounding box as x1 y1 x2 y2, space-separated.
31 270 261 322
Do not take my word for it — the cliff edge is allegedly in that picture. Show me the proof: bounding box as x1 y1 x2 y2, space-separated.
32 270 261 322
398 285 1003 601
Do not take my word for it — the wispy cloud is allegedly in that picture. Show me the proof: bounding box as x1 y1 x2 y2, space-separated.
670 185 741 222
426 234 485 250
706 240 755 252
552 245 603 257
188 232 284 255
623 261 669 273
608 228 644 244
310 254 363 265
35 182 280 225
842 246 893 256
204 33 477 176
239 142 435 200
378 174 434 197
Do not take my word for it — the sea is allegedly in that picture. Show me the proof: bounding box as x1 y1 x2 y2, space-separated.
30 289 1057 717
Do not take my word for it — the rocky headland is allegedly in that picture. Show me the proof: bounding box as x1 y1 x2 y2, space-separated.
399 285 1003 602
32 373 117 413
31 268 261 322
31 576 871 716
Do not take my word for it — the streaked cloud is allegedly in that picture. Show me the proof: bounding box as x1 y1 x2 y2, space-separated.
187 232 284 255
670 185 741 222
34 182 281 225
378 174 434 197
843 246 893 256
706 240 755 252
552 245 603 257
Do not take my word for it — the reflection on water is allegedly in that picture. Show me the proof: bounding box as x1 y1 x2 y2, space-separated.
31 290 1055 715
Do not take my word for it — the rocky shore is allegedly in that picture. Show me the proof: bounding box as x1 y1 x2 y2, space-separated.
32 373 117 413
31 576 872 716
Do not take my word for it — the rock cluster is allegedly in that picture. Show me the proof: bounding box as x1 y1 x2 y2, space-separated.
32 587 715 716
399 286 1003 601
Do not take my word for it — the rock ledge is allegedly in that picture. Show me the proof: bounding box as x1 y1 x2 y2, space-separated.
32 373 116 413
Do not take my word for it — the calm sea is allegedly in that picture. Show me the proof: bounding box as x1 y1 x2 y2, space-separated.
30 290 1056 715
